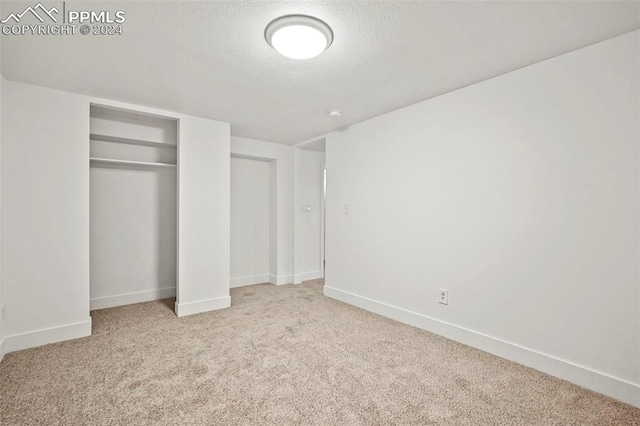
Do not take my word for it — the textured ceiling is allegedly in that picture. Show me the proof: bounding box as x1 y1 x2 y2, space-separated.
1 1 639 145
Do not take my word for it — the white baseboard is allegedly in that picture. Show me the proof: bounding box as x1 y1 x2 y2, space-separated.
2 319 92 356
293 270 323 284
324 285 640 409
230 274 270 288
90 287 176 310
175 296 231 317
269 274 293 286
0 337 5 362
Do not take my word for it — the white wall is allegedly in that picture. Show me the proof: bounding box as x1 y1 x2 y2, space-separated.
90 166 177 309
294 149 325 282
229 138 324 287
175 116 230 316
269 161 277 279
231 136 293 285
230 156 271 287
2 81 92 352
325 30 640 407
1 80 231 352
0 72 4 361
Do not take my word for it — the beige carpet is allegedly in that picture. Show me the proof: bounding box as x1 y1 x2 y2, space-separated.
1 280 638 425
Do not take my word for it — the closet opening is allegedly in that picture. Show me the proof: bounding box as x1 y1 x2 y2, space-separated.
89 104 178 313
230 155 277 288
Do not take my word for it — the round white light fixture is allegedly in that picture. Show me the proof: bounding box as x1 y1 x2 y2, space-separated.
328 109 342 119
265 15 333 59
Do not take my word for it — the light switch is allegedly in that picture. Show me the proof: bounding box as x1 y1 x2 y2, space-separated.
301 204 311 213
438 289 448 305
343 203 350 214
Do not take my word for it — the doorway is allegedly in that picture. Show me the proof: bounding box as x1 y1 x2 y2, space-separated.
230 155 277 288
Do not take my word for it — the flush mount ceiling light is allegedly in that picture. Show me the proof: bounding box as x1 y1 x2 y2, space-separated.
265 15 333 59
328 109 342 119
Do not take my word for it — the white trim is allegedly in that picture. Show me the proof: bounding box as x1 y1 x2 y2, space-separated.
0 338 5 362
293 270 323 284
324 285 640 408
230 274 270 288
90 287 176 311
89 99 181 121
2 319 92 355
174 296 230 317
269 274 293 285
90 157 177 169
296 131 339 147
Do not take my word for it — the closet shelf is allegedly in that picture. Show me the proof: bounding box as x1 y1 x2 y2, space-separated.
90 157 177 169
90 133 177 149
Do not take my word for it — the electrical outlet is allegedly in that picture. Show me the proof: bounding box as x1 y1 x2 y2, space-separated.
438 289 448 305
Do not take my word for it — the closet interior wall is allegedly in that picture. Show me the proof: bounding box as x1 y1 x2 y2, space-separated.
230 156 272 288
89 105 178 310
